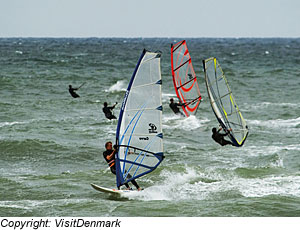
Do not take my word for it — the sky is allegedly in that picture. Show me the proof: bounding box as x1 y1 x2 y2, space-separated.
0 0 299 38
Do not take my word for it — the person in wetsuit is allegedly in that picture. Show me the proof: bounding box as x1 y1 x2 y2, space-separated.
103 141 141 191
169 98 185 116
68 85 80 98
102 102 117 120
212 127 234 146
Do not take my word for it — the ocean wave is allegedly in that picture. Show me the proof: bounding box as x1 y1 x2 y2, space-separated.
162 93 177 103
141 173 300 201
0 121 28 128
0 198 92 213
188 174 300 199
247 117 300 129
124 162 300 201
162 115 209 131
235 175 300 198
124 167 199 201
0 139 68 158
0 116 78 128
104 80 127 93
0 201 31 210
244 144 300 156
245 102 300 110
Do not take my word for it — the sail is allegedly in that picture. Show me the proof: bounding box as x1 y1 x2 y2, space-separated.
115 49 164 188
171 40 202 117
202 57 249 147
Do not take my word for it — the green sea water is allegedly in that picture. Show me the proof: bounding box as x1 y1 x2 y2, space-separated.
0 38 300 216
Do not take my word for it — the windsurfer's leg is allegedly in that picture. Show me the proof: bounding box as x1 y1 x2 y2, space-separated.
110 167 127 190
175 111 184 117
130 179 140 190
70 92 80 98
222 140 234 146
124 183 130 189
125 172 140 190
106 114 117 120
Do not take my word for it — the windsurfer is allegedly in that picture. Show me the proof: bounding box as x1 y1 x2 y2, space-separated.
102 102 117 120
169 98 185 116
212 127 234 146
103 141 141 191
68 85 80 98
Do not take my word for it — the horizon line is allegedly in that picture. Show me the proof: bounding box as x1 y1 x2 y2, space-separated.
0 36 299 39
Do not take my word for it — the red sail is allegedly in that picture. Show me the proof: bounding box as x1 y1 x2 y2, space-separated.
171 40 202 117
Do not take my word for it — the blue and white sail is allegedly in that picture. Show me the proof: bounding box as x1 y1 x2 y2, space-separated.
115 49 164 188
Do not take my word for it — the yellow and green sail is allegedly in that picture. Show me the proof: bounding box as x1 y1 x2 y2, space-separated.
203 57 249 147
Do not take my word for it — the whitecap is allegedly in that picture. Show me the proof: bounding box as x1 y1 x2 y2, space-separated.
162 93 177 103
0 121 27 128
237 175 300 197
188 174 300 199
123 167 199 201
163 115 209 131
245 102 300 110
248 117 300 129
105 80 127 92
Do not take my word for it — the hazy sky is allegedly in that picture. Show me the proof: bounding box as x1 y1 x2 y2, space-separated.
0 0 299 37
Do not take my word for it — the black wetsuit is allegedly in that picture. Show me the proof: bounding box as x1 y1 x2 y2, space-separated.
212 130 234 146
103 149 140 189
102 106 117 120
69 87 80 98
169 102 184 116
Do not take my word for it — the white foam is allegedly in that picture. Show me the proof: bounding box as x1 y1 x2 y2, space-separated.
162 93 177 104
162 114 180 123
163 115 209 131
0 121 27 127
244 145 288 157
123 163 300 201
162 92 176 98
0 201 30 210
0 198 92 210
248 117 300 129
123 167 199 201
236 175 300 197
105 80 127 93
188 174 300 199
245 102 300 110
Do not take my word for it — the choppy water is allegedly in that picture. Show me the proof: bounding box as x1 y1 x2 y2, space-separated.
1 38 300 216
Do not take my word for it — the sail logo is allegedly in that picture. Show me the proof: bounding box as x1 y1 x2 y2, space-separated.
139 137 149 140
121 90 129 111
148 123 157 133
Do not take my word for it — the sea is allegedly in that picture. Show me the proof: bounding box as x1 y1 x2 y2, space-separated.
0 37 300 217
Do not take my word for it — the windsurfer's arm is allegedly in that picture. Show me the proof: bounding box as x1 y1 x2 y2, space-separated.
222 128 232 136
217 127 230 136
106 145 118 160
176 102 185 107
107 149 117 160
112 102 118 109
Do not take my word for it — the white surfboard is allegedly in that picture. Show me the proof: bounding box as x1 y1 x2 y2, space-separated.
90 183 132 195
